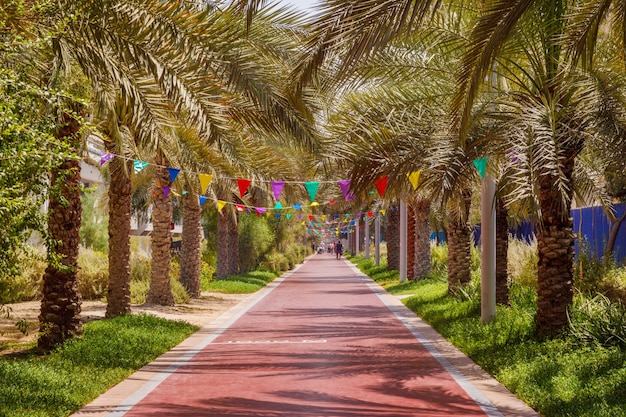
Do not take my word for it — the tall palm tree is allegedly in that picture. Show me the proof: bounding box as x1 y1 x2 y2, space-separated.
38 112 84 351
180 191 203 297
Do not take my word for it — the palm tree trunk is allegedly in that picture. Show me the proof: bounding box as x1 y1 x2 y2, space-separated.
38 115 82 351
146 166 174 306
447 192 472 293
495 198 510 305
387 207 400 270
216 212 229 279
413 198 431 279
536 158 576 337
407 203 416 280
180 193 202 297
228 212 239 275
105 150 132 317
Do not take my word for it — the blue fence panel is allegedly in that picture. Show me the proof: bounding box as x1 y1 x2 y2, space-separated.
572 203 626 263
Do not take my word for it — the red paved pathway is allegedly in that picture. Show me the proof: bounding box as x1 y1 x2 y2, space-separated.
74 256 540 417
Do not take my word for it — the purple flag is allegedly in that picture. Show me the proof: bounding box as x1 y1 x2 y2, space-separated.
163 187 171 198
338 180 355 201
256 207 267 215
271 181 285 201
100 152 114 166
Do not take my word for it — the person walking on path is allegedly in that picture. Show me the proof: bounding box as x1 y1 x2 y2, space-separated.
334 240 343 259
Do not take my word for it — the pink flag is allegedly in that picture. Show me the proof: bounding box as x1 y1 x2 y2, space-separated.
100 152 114 166
271 181 285 201
338 180 355 201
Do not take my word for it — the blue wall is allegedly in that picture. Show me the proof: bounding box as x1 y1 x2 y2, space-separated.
436 202 626 264
572 203 626 263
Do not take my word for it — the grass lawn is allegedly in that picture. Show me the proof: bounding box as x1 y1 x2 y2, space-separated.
0 268 280 417
350 256 626 417
0 314 197 417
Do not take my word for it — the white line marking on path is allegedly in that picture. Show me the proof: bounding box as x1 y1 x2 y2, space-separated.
105 261 308 417
212 339 327 345
345 261 505 417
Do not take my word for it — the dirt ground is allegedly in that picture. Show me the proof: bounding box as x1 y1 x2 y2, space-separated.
0 292 251 354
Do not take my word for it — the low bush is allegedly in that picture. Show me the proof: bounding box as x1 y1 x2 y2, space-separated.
77 248 108 300
261 251 290 273
569 293 626 349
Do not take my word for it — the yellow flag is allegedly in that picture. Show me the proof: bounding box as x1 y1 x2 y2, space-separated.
407 171 421 190
199 174 213 194
310 201 319 206
321 215 326 221
217 200 227 211
381 209 386 216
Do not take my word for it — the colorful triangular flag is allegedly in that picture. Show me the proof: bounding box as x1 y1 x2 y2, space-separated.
199 196 208 207
235 204 245 212
381 209 386 216
375 176 389 197
304 181 319 202
286 213 292 219
162 187 171 198
198 174 213 194
100 152 114 166
237 178 252 197
271 181 285 201
256 207 267 215
407 171 421 190
133 160 148 173
167 168 180 183
217 200 227 211
338 180 355 201
274 201 283 210
473 157 488 179
293 203 302 210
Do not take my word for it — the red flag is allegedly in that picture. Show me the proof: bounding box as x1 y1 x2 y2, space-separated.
308 215 314 221
235 204 245 212
375 176 389 197
237 179 252 197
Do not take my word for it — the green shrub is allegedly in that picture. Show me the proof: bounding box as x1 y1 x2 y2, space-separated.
0 249 45 303
569 293 626 349
130 277 189 304
238 215 274 273
508 238 538 288
261 251 290 273
77 247 108 300
129 253 188 304
430 242 448 274
130 252 151 282
200 261 215 291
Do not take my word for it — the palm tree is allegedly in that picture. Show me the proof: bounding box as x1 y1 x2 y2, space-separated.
180 191 203 297
38 112 84 351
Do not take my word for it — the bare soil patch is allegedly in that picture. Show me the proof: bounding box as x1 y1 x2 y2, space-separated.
1 292 250 355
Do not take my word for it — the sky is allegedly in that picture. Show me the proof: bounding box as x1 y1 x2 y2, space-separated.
278 0 318 12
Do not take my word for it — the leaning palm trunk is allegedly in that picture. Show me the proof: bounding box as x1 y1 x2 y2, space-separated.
146 166 174 306
407 203 416 280
446 192 472 293
386 207 400 270
105 152 132 317
413 198 431 279
216 212 229 279
228 212 239 275
536 156 577 337
38 115 82 351
180 193 202 297
495 198 510 305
